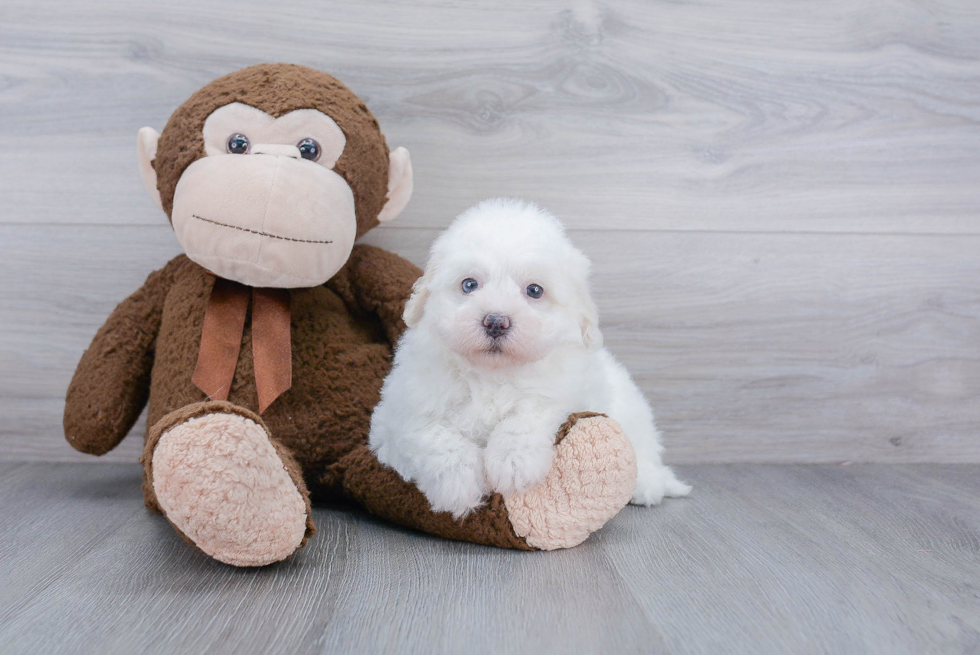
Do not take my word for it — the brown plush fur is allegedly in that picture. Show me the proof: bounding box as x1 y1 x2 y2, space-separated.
67 247 419 494
65 263 173 456
333 447 535 550
65 247 538 552
330 412 609 550
64 65 552 560
146 248 416 495
153 63 390 239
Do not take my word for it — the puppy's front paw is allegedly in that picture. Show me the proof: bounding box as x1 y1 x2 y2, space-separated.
484 439 555 496
421 465 487 520
632 463 692 506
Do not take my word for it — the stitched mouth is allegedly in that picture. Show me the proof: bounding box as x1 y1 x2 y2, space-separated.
192 215 333 244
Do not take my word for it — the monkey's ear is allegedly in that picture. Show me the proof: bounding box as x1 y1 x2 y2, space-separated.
377 147 413 223
137 127 163 211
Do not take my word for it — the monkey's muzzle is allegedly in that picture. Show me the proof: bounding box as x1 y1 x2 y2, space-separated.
171 154 357 288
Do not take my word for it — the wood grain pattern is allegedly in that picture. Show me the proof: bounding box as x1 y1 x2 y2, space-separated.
3 224 977 463
1 0 979 463
2 462 978 654
0 0 979 233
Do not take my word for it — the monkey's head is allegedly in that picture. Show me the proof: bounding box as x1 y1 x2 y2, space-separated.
137 64 413 288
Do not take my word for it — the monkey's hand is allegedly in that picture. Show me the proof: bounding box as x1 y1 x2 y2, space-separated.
326 244 422 346
63 257 180 455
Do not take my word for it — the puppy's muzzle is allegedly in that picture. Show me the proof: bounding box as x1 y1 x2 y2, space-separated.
483 314 511 339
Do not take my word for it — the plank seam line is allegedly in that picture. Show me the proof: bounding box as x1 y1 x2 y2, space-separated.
5 223 980 238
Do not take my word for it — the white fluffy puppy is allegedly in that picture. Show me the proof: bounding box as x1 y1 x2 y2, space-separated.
369 198 691 518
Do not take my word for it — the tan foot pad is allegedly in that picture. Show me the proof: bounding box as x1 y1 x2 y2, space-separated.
504 416 637 550
151 412 309 567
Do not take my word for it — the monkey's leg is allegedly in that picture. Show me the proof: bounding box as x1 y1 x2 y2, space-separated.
332 413 637 550
141 401 315 567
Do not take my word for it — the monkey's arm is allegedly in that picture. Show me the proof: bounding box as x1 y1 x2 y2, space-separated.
64 258 181 455
326 244 422 345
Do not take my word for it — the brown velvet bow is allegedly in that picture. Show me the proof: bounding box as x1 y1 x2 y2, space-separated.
191 278 292 414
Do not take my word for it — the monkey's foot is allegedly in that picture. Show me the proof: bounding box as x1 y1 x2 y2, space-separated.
504 413 637 550
143 401 314 567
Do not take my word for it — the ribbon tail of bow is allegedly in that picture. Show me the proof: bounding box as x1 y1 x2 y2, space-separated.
251 287 292 414
192 278 250 403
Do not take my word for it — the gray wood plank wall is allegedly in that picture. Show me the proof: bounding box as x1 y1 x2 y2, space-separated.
1 0 978 463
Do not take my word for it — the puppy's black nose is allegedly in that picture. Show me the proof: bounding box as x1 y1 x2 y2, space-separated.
483 314 511 338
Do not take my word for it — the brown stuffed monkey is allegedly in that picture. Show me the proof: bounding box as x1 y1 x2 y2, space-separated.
64 64 636 566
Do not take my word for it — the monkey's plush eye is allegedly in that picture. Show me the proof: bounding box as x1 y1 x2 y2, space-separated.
525 283 544 299
461 278 479 294
226 133 250 154
297 138 321 161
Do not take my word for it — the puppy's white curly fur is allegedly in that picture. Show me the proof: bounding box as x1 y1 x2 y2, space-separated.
369 198 691 518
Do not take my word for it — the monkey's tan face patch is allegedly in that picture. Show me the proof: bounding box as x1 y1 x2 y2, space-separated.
170 102 357 288
172 151 356 289
203 102 347 169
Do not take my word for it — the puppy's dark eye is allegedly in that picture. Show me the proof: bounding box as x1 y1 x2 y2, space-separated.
226 133 250 154
525 283 543 299
297 138 321 161
461 278 479 294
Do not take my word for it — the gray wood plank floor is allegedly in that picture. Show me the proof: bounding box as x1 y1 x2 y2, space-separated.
2 462 978 655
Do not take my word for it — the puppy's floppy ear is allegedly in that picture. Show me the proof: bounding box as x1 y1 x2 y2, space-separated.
569 250 603 350
579 292 603 351
403 262 435 328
